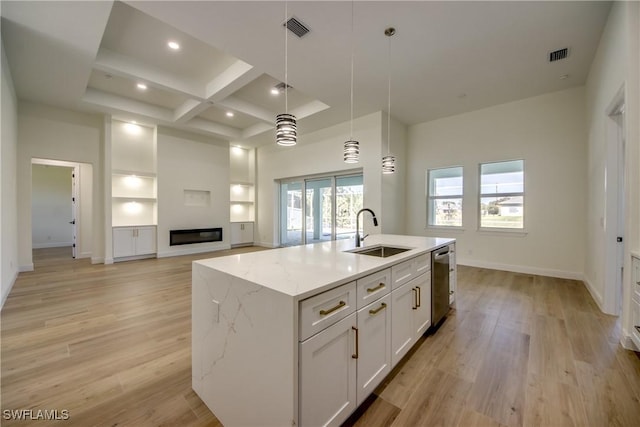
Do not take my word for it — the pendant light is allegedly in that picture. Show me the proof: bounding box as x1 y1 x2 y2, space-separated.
343 1 359 164
382 27 396 174
276 1 297 146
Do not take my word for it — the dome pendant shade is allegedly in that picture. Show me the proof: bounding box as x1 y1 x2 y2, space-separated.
382 155 396 174
276 113 297 146
343 140 360 163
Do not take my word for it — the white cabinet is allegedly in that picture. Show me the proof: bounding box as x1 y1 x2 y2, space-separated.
230 222 254 247
631 255 640 350
449 243 457 305
391 268 431 367
299 274 393 425
299 313 357 427
356 293 391 406
113 226 156 259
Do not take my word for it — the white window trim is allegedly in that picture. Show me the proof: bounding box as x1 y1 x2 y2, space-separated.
477 159 525 232
426 166 464 229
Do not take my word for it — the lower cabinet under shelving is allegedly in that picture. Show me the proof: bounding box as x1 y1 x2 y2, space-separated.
113 226 157 260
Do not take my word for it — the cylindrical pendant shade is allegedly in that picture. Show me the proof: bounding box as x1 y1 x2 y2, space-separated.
276 113 297 146
382 155 396 174
343 140 360 163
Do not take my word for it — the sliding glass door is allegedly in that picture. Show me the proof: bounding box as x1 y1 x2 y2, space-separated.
280 180 303 247
336 175 363 241
305 178 332 244
280 173 363 246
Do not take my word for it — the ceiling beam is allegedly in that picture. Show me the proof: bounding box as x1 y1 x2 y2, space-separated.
94 48 204 99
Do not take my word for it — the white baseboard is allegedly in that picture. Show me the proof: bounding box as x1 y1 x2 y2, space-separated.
582 275 606 313
91 257 105 264
157 244 232 258
0 270 19 310
104 257 114 265
77 251 92 259
256 241 279 249
19 264 34 272
32 242 72 249
620 329 638 351
457 258 584 281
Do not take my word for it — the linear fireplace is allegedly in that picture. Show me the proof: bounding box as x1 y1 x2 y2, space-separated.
170 228 223 246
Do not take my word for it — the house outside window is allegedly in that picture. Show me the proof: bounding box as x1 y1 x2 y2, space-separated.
479 159 524 229
427 166 463 227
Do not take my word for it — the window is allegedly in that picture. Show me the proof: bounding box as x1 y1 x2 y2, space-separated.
427 166 463 227
479 160 524 229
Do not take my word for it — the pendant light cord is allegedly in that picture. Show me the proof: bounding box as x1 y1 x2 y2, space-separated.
284 1 289 114
387 32 391 155
349 0 354 141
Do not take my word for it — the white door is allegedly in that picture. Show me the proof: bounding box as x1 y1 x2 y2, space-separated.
135 227 157 255
356 293 391 405
391 282 416 367
241 222 254 244
412 274 432 337
113 228 136 258
299 313 357 427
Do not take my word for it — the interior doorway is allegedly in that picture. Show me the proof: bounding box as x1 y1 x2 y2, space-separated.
31 158 93 265
604 87 625 315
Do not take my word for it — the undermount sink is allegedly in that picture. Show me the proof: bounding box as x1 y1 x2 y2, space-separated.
348 245 412 258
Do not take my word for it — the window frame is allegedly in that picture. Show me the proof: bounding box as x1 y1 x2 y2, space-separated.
477 159 525 232
426 166 464 229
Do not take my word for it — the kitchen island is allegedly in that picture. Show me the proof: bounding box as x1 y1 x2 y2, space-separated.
192 234 455 427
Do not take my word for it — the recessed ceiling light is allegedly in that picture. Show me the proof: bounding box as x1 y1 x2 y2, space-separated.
167 41 180 50
104 73 113 79
270 87 280 96
560 74 570 80
226 111 235 118
137 83 148 90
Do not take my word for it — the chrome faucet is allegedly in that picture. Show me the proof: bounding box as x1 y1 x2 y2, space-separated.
355 208 378 247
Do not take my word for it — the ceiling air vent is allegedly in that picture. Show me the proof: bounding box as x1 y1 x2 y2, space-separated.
284 16 310 38
549 48 569 62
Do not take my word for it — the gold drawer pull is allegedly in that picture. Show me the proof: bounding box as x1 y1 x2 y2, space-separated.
319 300 346 316
366 283 386 293
369 302 387 315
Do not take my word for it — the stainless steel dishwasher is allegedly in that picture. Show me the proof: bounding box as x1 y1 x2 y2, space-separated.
431 246 450 327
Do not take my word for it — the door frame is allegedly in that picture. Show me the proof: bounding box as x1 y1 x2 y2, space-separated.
31 158 80 259
603 86 626 315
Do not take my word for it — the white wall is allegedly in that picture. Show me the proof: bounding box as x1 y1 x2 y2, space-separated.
1 35 19 308
406 87 587 279
156 127 230 257
381 112 407 235
17 102 104 269
584 1 640 341
255 112 409 247
31 165 72 248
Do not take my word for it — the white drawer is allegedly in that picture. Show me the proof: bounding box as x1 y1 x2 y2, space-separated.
415 254 430 276
356 268 391 309
391 254 431 289
299 281 357 341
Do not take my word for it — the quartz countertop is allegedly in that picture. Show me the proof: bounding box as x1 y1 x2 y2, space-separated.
194 234 454 300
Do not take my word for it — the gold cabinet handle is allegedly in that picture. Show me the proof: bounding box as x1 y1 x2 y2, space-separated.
366 283 386 293
319 300 346 316
369 302 387 316
416 286 421 308
352 326 359 359
412 288 418 310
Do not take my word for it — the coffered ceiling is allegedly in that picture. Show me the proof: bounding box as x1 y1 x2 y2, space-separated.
1 1 612 147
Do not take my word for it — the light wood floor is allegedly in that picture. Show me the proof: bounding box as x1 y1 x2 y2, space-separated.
2 248 640 426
